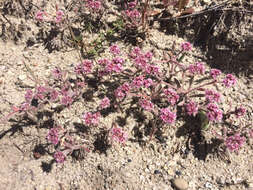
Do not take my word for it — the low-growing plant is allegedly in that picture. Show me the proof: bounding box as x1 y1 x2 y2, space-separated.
1 42 251 163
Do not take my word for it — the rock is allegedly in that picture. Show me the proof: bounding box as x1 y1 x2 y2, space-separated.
154 170 160 174
172 178 188 190
18 74 26 80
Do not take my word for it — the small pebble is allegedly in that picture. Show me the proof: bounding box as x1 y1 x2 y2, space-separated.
204 182 212 189
175 170 182 176
172 178 188 190
18 74 26 80
154 170 160 174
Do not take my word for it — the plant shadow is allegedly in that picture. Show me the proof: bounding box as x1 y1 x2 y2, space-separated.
176 114 224 161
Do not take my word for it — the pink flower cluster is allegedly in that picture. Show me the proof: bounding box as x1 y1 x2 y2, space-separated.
188 62 205 75
206 103 223 122
109 44 121 55
210 69 221 79
163 88 179 105
98 57 124 74
34 86 48 100
86 0 102 11
50 89 59 102
131 75 153 89
205 89 221 103
225 133 245 152
61 95 73 106
125 9 141 21
47 127 59 145
131 48 160 76
25 89 33 102
110 126 128 144
181 42 192 51
35 10 45 21
130 47 141 57
55 10 64 23
100 97 110 109
115 82 130 100
143 78 153 88
128 1 137 9
75 60 93 74
185 101 198 116
83 112 101 126
106 62 123 73
223 74 236 87
54 151 65 163
139 98 154 111
160 108 176 124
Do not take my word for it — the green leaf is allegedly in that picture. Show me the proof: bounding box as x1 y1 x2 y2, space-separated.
177 53 185 62
198 111 209 130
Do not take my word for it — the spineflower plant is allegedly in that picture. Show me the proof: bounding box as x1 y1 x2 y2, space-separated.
1 42 250 163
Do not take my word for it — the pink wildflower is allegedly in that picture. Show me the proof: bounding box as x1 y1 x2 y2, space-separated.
55 10 64 23
105 61 123 73
114 82 131 100
139 98 154 111
110 44 120 55
125 9 141 20
110 126 128 143
205 89 221 103
98 58 111 66
132 75 144 88
50 90 59 102
163 88 179 105
87 0 102 11
144 51 153 60
113 63 123 73
143 78 153 88
82 60 93 73
181 42 192 51
145 64 160 75
223 74 236 87
185 101 198 116
121 82 131 93
225 133 245 152
83 112 101 126
105 62 114 73
188 62 205 75
47 128 59 145
112 57 124 64
128 1 137 9
25 89 33 102
210 69 221 79
206 103 223 122
61 95 73 106
160 108 177 124
115 89 125 100
100 97 110 109
134 55 147 68
34 86 47 100
130 47 141 57
75 60 93 74
54 151 65 163
35 10 45 21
